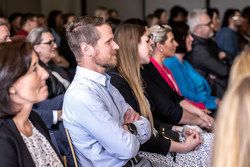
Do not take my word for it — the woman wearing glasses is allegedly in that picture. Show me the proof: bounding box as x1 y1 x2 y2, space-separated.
27 28 74 166
27 27 70 99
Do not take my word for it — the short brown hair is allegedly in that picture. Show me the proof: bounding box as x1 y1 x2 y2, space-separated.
65 16 107 62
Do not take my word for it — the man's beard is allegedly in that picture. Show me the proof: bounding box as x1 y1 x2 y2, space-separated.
94 56 117 70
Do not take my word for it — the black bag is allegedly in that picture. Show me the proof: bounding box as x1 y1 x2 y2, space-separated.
158 125 179 142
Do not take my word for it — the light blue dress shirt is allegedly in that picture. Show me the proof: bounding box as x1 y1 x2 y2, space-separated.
62 66 151 167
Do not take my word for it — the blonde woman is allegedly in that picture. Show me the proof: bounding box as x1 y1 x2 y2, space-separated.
213 74 250 167
228 50 250 88
108 19 213 167
142 24 214 130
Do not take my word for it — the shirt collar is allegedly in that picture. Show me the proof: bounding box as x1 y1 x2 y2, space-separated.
75 66 111 87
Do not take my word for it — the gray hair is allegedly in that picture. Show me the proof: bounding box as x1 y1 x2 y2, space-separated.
27 27 50 47
149 24 172 44
187 9 207 33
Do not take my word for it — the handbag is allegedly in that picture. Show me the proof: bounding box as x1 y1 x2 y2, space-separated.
158 124 179 142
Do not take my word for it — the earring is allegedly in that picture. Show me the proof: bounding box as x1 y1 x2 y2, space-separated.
11 90 16 94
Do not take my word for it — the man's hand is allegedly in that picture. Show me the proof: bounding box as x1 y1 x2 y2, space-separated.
123 109 141 124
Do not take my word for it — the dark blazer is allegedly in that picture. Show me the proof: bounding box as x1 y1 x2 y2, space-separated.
141 62 184 125
108 68 171 155
0 111 63 167
185 34 233 98
39 60 68 99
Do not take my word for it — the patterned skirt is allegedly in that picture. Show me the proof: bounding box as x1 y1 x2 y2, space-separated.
139 133 213 167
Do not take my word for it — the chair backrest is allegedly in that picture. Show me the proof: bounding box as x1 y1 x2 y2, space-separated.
65 128 79 167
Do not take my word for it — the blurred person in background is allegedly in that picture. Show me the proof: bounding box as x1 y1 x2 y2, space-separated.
154 8 168 25
9 12 22 36
215 9 242 58
169 5 188 24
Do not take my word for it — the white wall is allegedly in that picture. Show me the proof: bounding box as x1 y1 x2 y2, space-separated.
0 0 41 17
1 0 249 20
211 0 250 20
86 0 143 20
0 0 81 17
86 0 250 22
145 0 206 16
41 0 81 17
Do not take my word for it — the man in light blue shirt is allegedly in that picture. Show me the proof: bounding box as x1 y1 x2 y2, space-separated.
62 16 152 167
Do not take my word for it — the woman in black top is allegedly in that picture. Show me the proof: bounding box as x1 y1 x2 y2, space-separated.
108 19 213 166
0 41 63 166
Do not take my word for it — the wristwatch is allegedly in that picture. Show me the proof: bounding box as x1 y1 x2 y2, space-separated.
126 123 137 136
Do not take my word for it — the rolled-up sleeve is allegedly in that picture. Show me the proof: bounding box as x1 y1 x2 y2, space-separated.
63 88 140 161
133 116 151 144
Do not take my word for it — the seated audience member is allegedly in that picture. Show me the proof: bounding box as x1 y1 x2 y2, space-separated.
0 22 11 43
62 13 76 28
149 24 207 110
164 22 220 111
206 8 220 34
62 16 162 167
215 9 242 58
186 9 233 98
154 8 168 25
0 15 10 29
238 6 250 50
145 14 159 27
37 14 47 28
94 6 109 20
60 13 77 80
47 10 63 48
28 28 70 98
9 12 22 36
0 41 63 166
109 18 122 33
228 50 250 88
27 27 73 166
14 13 38 37
108 19 213 167
108 8 120 20
213 74 250 167
49 13 75 70
168 5 188 24
242 6 250 37
142 24 214 129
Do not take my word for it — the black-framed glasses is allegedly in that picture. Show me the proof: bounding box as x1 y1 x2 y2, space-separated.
197 21 213 27
149 34 153 40
40 39 56 46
